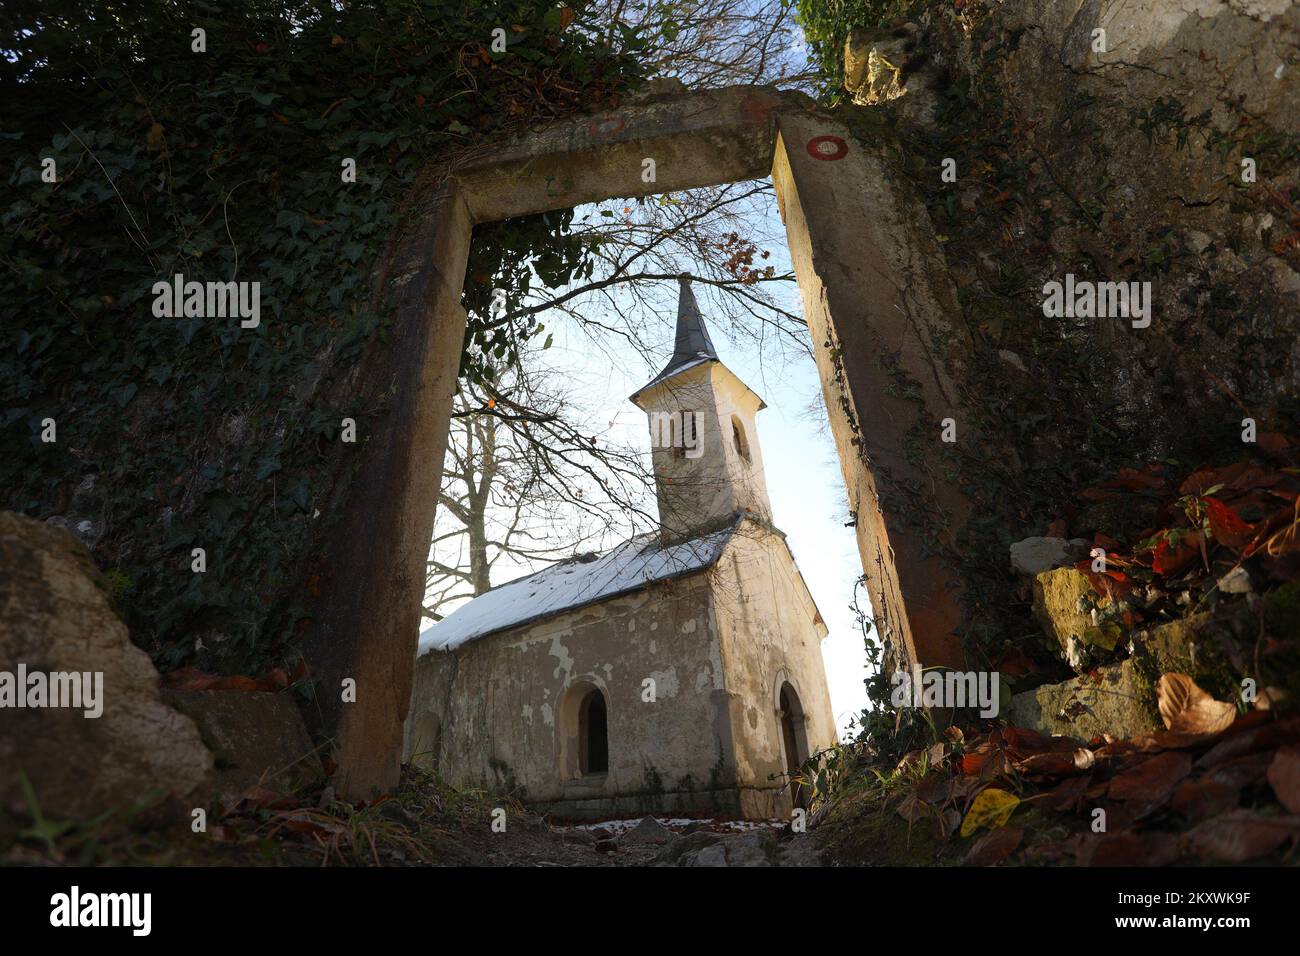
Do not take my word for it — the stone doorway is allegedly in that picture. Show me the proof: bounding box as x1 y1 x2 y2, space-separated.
579 689 608 776
301 84 975 798
779 682 809 811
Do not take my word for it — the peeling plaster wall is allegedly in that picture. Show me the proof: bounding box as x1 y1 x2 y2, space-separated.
408 570 740 818
406 526 835 820
710 527 837 819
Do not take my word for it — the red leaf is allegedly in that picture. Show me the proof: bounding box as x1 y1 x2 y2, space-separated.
1151 531 1201 576
1204 497 1256 550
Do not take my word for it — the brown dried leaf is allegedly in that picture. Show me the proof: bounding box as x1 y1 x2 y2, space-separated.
964 826 1023 866
1109 752 1193 802
896 793 925 824
1156 673 1236 735
1267 746 1300 814
1083 831 1181 867
1171 778 1239 822
926 741 948 768
1018 748 1095 776
1185 812 1297 863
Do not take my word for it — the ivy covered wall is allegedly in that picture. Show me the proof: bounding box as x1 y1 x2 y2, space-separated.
1 1 645 680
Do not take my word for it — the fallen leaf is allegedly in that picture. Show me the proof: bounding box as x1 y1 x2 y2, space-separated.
960 788 1020 837
1151 532 1202 576
1205 752 1273 790
1017 748 1095 776
1156 673 1236 735
1108 751 1193 802
1185 812 1297 863
1205 497 1256 550
964 826 1023 866
896 793 926 824
1079 831 1180 867
1034 775 1090 812
1267 746 1300 813
1197 716 1300 768
1171 778 1239 821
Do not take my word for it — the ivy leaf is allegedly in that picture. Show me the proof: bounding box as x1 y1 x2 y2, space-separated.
178 317 203 344
110 383 137 407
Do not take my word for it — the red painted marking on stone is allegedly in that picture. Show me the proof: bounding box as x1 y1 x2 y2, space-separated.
806 136 848 161
739 93 777 123
587 116 627 139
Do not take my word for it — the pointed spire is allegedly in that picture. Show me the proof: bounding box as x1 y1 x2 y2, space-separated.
669 274 718 367
630 275 720 401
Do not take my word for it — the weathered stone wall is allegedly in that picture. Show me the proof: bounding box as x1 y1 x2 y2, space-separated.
407 526 836 820
409 571 738 818
709 529 838 818
634 362 773 538
841 0 1300 669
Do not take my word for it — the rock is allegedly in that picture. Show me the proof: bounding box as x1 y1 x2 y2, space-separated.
778 834 825 867
843 22 940 125
587 825 614 842
562 828 596 846
688 844 730 866
658 829 780 866
656 830 722 865
162 688 323 808
1008 607 1245 741
721 830 778 866
1007 658 1160 742
593 838 618 854
619 815 673 845
1031 567 1101 670
625 76 688 105
1010 537 1089 576
1217 566 1253 594
0 512 213 831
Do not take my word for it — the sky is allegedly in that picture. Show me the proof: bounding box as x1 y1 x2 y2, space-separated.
430 180 873 737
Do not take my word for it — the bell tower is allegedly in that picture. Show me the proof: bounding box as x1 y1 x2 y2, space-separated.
630 276 772 540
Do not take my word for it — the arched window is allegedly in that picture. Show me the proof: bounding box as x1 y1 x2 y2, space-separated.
731 415 750 461
579 688 608 774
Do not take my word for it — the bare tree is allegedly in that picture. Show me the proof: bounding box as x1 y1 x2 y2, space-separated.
424 358 655 623
593 0 818 90
426 4 821 623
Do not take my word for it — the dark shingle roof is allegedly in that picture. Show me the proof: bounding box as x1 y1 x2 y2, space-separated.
630 275 719 400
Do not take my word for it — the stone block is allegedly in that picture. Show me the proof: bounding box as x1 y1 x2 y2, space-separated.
0 512 213 833
162 688 323 807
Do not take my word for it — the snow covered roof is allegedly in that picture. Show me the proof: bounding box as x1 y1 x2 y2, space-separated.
417 519 741 654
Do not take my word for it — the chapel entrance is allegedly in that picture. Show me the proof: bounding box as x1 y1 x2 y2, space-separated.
779 683 808 810
580 688 608 775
